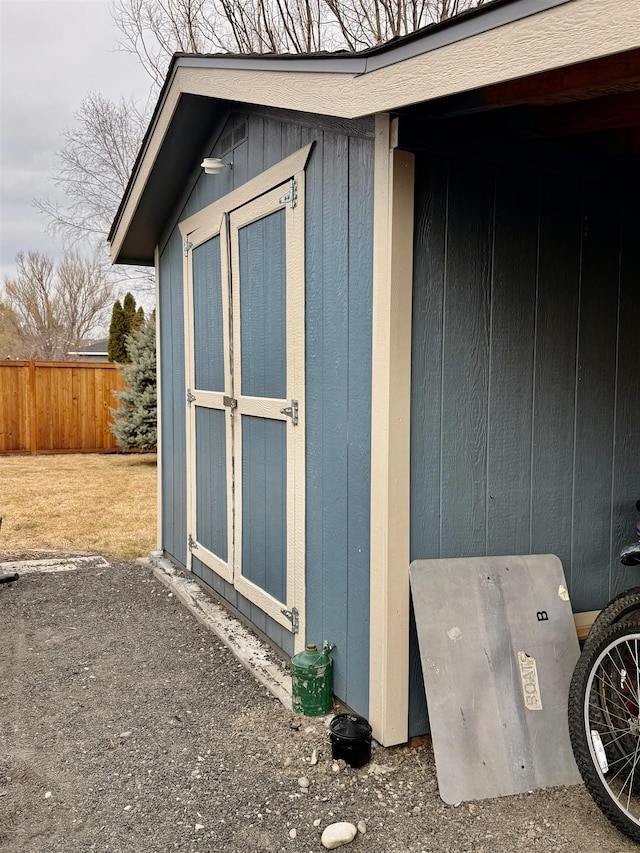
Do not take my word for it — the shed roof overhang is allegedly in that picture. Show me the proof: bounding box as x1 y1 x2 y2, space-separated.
109 0 640 266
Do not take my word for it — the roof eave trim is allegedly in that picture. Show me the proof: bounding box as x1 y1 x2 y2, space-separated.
170 0 572 76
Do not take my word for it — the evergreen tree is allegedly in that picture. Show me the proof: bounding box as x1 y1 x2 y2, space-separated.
108 293 144 362
110 315 157 450
122 291 137 333
134 305 145 330
107 299 128 362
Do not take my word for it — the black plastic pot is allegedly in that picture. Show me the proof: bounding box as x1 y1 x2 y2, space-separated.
329 713 372 768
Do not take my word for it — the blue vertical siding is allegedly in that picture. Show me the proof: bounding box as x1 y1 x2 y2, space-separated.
158 229 187 566
158 112 375 718
237 204 288 604
530 171 582 570
570 180 620 605
192 236 224 392
242 416 287 602
486 165 538 555
238 210 287 399
316 131 350 701
611 195 640 594
410 142 640 735
195 407 228 562
344 136 374 715
304 129 374 716
411 152 640 606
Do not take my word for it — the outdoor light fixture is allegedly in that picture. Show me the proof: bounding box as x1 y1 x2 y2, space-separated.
201 157 232 175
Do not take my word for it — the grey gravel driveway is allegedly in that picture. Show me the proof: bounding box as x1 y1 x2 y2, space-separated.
0 558 635 852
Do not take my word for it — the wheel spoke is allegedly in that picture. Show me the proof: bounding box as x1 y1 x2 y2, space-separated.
624 738 640 810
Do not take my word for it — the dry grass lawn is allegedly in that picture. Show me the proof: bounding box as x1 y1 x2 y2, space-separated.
0 454 157 559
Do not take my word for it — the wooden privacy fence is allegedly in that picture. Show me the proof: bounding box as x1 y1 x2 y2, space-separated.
0 361 127 455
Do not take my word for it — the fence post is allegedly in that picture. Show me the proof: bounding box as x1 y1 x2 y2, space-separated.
29 359 37 455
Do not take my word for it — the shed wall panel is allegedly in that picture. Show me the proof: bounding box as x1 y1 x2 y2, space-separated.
316 130 350 700
159 230 187 566
159 112 374 716
530 171 581 573
195 407 228 562
570 180 619 605
304 127 326 653
345 135 374 716
439 159 492 557
192 236 224 392
486 165 538 555
611 197 640 595
241 415 287 602
304 129 374 715
410 139 640 736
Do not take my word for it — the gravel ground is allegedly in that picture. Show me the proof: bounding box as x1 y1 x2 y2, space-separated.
0 557 636 853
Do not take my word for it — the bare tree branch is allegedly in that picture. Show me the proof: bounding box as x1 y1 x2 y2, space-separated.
110 0 486 85
2 251 116 359
33 0 483 318
35 93 147 247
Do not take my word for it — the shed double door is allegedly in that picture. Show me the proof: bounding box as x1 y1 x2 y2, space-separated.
184 182 306 649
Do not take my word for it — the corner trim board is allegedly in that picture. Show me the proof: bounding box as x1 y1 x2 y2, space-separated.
369 114 415 747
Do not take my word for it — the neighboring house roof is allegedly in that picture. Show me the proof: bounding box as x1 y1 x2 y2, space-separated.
109 0 640 266
68 339 109 358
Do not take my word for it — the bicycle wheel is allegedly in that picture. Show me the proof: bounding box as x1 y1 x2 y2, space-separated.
569 620 640 842
585 589 640 648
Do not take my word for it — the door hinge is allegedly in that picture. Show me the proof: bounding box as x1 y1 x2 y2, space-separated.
281 606 299 634
223 395 237 409
279 399 298 426
188 533 198 551
183 237 193 257
187 388 196 406
278 178 297 209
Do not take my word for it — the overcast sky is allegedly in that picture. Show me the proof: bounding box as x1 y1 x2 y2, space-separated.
0 0 152 285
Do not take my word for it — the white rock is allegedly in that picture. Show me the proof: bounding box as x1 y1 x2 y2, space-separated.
321 822 357 849
289 828 297 839
331 762 340 773
313 818 321 827
367 762 392 776
298 776 310 789
310 748 318 765
195 823 204 831
284 757 293 768
357 820 367 834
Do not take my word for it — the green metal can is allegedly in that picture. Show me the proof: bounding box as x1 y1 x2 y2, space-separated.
291 642 334 716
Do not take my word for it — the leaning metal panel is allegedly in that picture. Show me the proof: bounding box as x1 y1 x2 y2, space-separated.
410 554 581 803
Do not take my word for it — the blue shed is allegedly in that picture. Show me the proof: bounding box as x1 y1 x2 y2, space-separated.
110 0 640 746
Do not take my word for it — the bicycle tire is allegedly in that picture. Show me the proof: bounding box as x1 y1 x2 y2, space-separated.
569 619 640 842
585 588 640 648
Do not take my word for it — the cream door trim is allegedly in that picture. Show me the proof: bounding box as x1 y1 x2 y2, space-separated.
179 144 313 246
180 153 307 651
182 214 234 584
228 181 307 651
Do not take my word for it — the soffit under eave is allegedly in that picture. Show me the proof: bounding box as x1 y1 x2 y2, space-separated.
110 93 224 266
